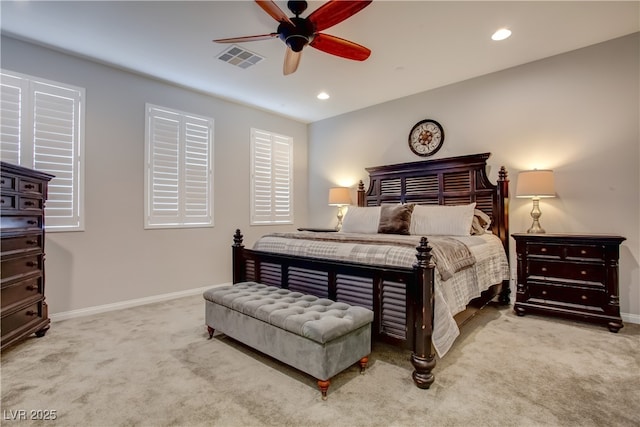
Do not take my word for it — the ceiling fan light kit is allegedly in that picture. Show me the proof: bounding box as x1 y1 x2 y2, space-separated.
213 0 372 75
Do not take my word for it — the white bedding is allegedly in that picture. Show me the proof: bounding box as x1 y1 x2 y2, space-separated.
252 232 509 357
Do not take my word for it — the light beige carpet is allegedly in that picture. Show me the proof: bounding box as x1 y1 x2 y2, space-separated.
1 294 638 427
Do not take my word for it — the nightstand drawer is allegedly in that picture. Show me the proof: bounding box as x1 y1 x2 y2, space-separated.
527 243 564 258
528 282 607 307
527 260 604 284
565 245 604 260
527 243 604 261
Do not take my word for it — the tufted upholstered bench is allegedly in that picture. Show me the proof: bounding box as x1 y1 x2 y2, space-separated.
203 281 373 399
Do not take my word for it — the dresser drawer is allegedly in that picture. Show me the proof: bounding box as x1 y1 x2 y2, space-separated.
528 259 604 284
19 196 43 211
1 277 42 310
0 215 41 231
18 178 44 196
1 233 43 255
0 174 16 190
1 194 17 209
528 281 607 308
1 254 42 284
1 301 45 336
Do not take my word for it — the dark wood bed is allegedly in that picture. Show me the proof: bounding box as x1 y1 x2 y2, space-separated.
231 152 510 388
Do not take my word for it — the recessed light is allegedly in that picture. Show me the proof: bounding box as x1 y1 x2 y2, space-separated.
491 28 512 41
317 92 330 100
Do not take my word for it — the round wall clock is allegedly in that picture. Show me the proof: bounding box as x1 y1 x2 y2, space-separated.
408 119 445 157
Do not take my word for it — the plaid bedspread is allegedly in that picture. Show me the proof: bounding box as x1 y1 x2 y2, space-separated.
253 232 476 280
252 231 509 357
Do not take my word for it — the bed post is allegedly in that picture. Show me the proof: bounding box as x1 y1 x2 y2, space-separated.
357 180 365 207
496 167 511 304
411 237 436 389
232 229 245 284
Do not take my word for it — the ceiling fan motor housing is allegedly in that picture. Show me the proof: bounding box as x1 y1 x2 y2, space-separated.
278 17 314 52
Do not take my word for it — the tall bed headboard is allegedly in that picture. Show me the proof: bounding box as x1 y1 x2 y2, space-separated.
356 152 510 254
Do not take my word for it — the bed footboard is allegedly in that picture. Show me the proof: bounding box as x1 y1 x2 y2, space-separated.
231 229 437 389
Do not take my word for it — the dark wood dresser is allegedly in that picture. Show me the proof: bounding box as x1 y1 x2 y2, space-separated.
512 233 625 332
1 161 54 351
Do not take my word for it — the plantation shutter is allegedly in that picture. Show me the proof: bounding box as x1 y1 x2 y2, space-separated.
32 81 82 229
145 104 213 228
0 73 23 165
251 128 293 224
0 70 84 231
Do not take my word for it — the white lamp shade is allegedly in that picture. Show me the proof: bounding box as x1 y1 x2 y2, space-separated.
328 187 352 206
516 170 556 198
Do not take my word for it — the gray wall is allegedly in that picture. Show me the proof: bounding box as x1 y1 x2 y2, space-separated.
308 33 640 319
2 36 308 314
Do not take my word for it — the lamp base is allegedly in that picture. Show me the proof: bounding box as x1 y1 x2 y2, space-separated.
527 220 546 234
335 205 345 231
527 198 546 233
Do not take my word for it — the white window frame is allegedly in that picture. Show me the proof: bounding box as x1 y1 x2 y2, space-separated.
144 103 214 229
250 128 293 225
0 69 85 232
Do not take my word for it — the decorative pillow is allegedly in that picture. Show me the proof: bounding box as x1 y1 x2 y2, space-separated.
378 204 415 235
470 209 492 235
341 206 381 234
409 203 476 236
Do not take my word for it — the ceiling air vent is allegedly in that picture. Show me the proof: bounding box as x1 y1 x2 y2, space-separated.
217 45 264 69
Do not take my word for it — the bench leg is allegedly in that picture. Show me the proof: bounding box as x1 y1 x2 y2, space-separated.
207 326 215 339
358 356 369 374
317 379 330 400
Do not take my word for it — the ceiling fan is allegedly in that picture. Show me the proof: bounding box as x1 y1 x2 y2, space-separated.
213 0 372 75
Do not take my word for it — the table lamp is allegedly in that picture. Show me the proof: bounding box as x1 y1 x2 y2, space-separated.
516 169 556 233
328 187 352 231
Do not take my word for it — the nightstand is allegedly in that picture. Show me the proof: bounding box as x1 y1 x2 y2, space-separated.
512 233 625 332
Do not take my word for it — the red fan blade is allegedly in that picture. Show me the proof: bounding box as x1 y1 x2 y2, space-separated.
255 0 294 25
310 33 370 61
213 33 278 43
283 47 302 75
308 0 372 32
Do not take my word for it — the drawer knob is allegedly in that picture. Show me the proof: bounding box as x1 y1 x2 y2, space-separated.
541 248 547 252
581 295 588 300
24 184 35 189
27 220 37 225
26 284 38 291
26 261 38 267
541 290 547 295
26 239 38 245
541 267 547 272
24 201 34 206
581 270 587 275
25 310 38 316
581 250 587 255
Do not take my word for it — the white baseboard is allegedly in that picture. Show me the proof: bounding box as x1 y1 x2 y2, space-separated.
49 284 640 326
621 312 640 325
49 283 231 322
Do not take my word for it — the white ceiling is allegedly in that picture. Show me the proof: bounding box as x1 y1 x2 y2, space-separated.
2 1 638 123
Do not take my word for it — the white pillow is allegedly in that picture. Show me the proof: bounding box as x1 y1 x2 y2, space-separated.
409 203 476 236
341 206 381 234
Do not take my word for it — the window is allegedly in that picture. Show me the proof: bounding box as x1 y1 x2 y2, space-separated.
144 104 213 229
250 128 293 225
0 70 85 231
